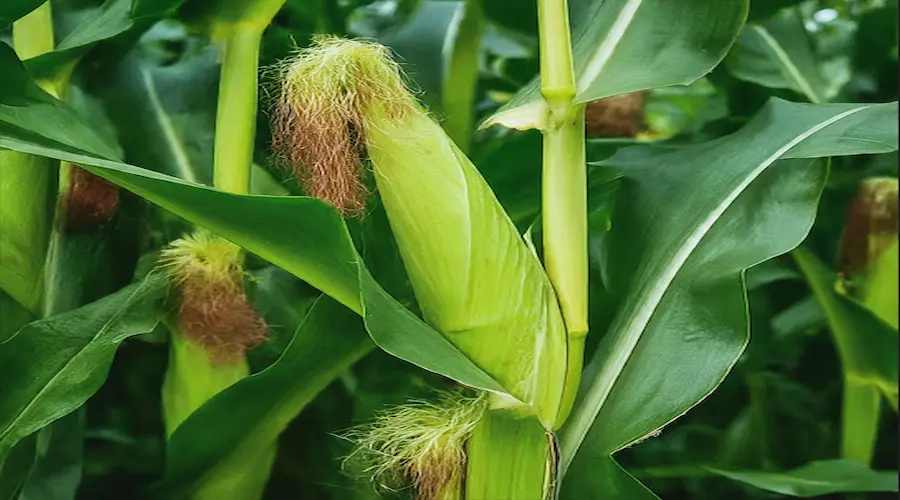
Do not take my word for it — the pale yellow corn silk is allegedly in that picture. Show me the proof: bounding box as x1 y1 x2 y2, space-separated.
343 392 486 500
271 37 568 428
159 231 266 362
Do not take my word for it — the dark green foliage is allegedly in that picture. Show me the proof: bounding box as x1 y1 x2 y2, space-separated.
0 1 896 499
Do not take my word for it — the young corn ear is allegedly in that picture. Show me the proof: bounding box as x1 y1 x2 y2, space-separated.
271 37 568 428
159 230 267 363
839 177 898 327
343 391 486 500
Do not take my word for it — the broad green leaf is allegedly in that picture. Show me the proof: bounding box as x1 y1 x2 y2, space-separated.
382 1 463 110
23 0 191 81
709 460 899 497
483 0 748 130
0 0 43 27
0 46 506 401
558 98 899 499
725 9 831 103
88 24 220 185
154 296 372 499
793 246 899 408
771 295 824 338
0 272 166 455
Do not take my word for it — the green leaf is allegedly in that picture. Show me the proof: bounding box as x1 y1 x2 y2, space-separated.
87 24 219 185
0 272 166 455
23 0 191 81
0 45 506 401
381 1 463 110
483 0 749 129
709 459 899 497
725 8 830 103
558 98 899 498
154 295 372 499
0 0 43 28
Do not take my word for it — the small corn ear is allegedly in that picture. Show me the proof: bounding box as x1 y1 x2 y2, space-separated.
272 37 568 428
159 230 267 363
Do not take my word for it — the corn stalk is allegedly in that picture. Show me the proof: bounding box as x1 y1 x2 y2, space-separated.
538 0 588 427
160 3 283 498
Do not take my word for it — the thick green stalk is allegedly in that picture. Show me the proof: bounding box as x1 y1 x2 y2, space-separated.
161 23 271 500
841 378 881 464
213 27 262 194
538 0 587 427
793 246 880 465
165 26 264 424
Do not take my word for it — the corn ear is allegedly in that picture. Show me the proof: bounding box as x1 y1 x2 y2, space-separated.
272 38 569 428
159 231 267 433
366 104 568 427
839 177 898 327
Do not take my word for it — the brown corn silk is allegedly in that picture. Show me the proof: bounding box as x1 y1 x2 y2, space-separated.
584 91 646 138
839 177 899 281
65 165 119 230
161 233 267 362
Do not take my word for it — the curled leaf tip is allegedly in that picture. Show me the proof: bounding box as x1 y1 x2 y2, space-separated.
269 35 417 217
342 391 486 500
159 231 267 362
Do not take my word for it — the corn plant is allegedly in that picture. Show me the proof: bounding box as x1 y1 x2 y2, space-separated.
0 0 897 499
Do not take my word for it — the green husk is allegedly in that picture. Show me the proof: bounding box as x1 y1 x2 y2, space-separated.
272 37 569 429
465 406 553 500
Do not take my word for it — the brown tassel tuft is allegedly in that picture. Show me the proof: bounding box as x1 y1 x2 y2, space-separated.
177 272 268 363
160 232 268 363
584 91 646 138
65 165 119 230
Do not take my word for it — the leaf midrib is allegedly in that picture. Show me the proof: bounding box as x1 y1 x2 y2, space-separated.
752 25 821 104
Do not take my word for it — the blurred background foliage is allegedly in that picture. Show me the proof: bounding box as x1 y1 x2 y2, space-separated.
1 0 897 498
